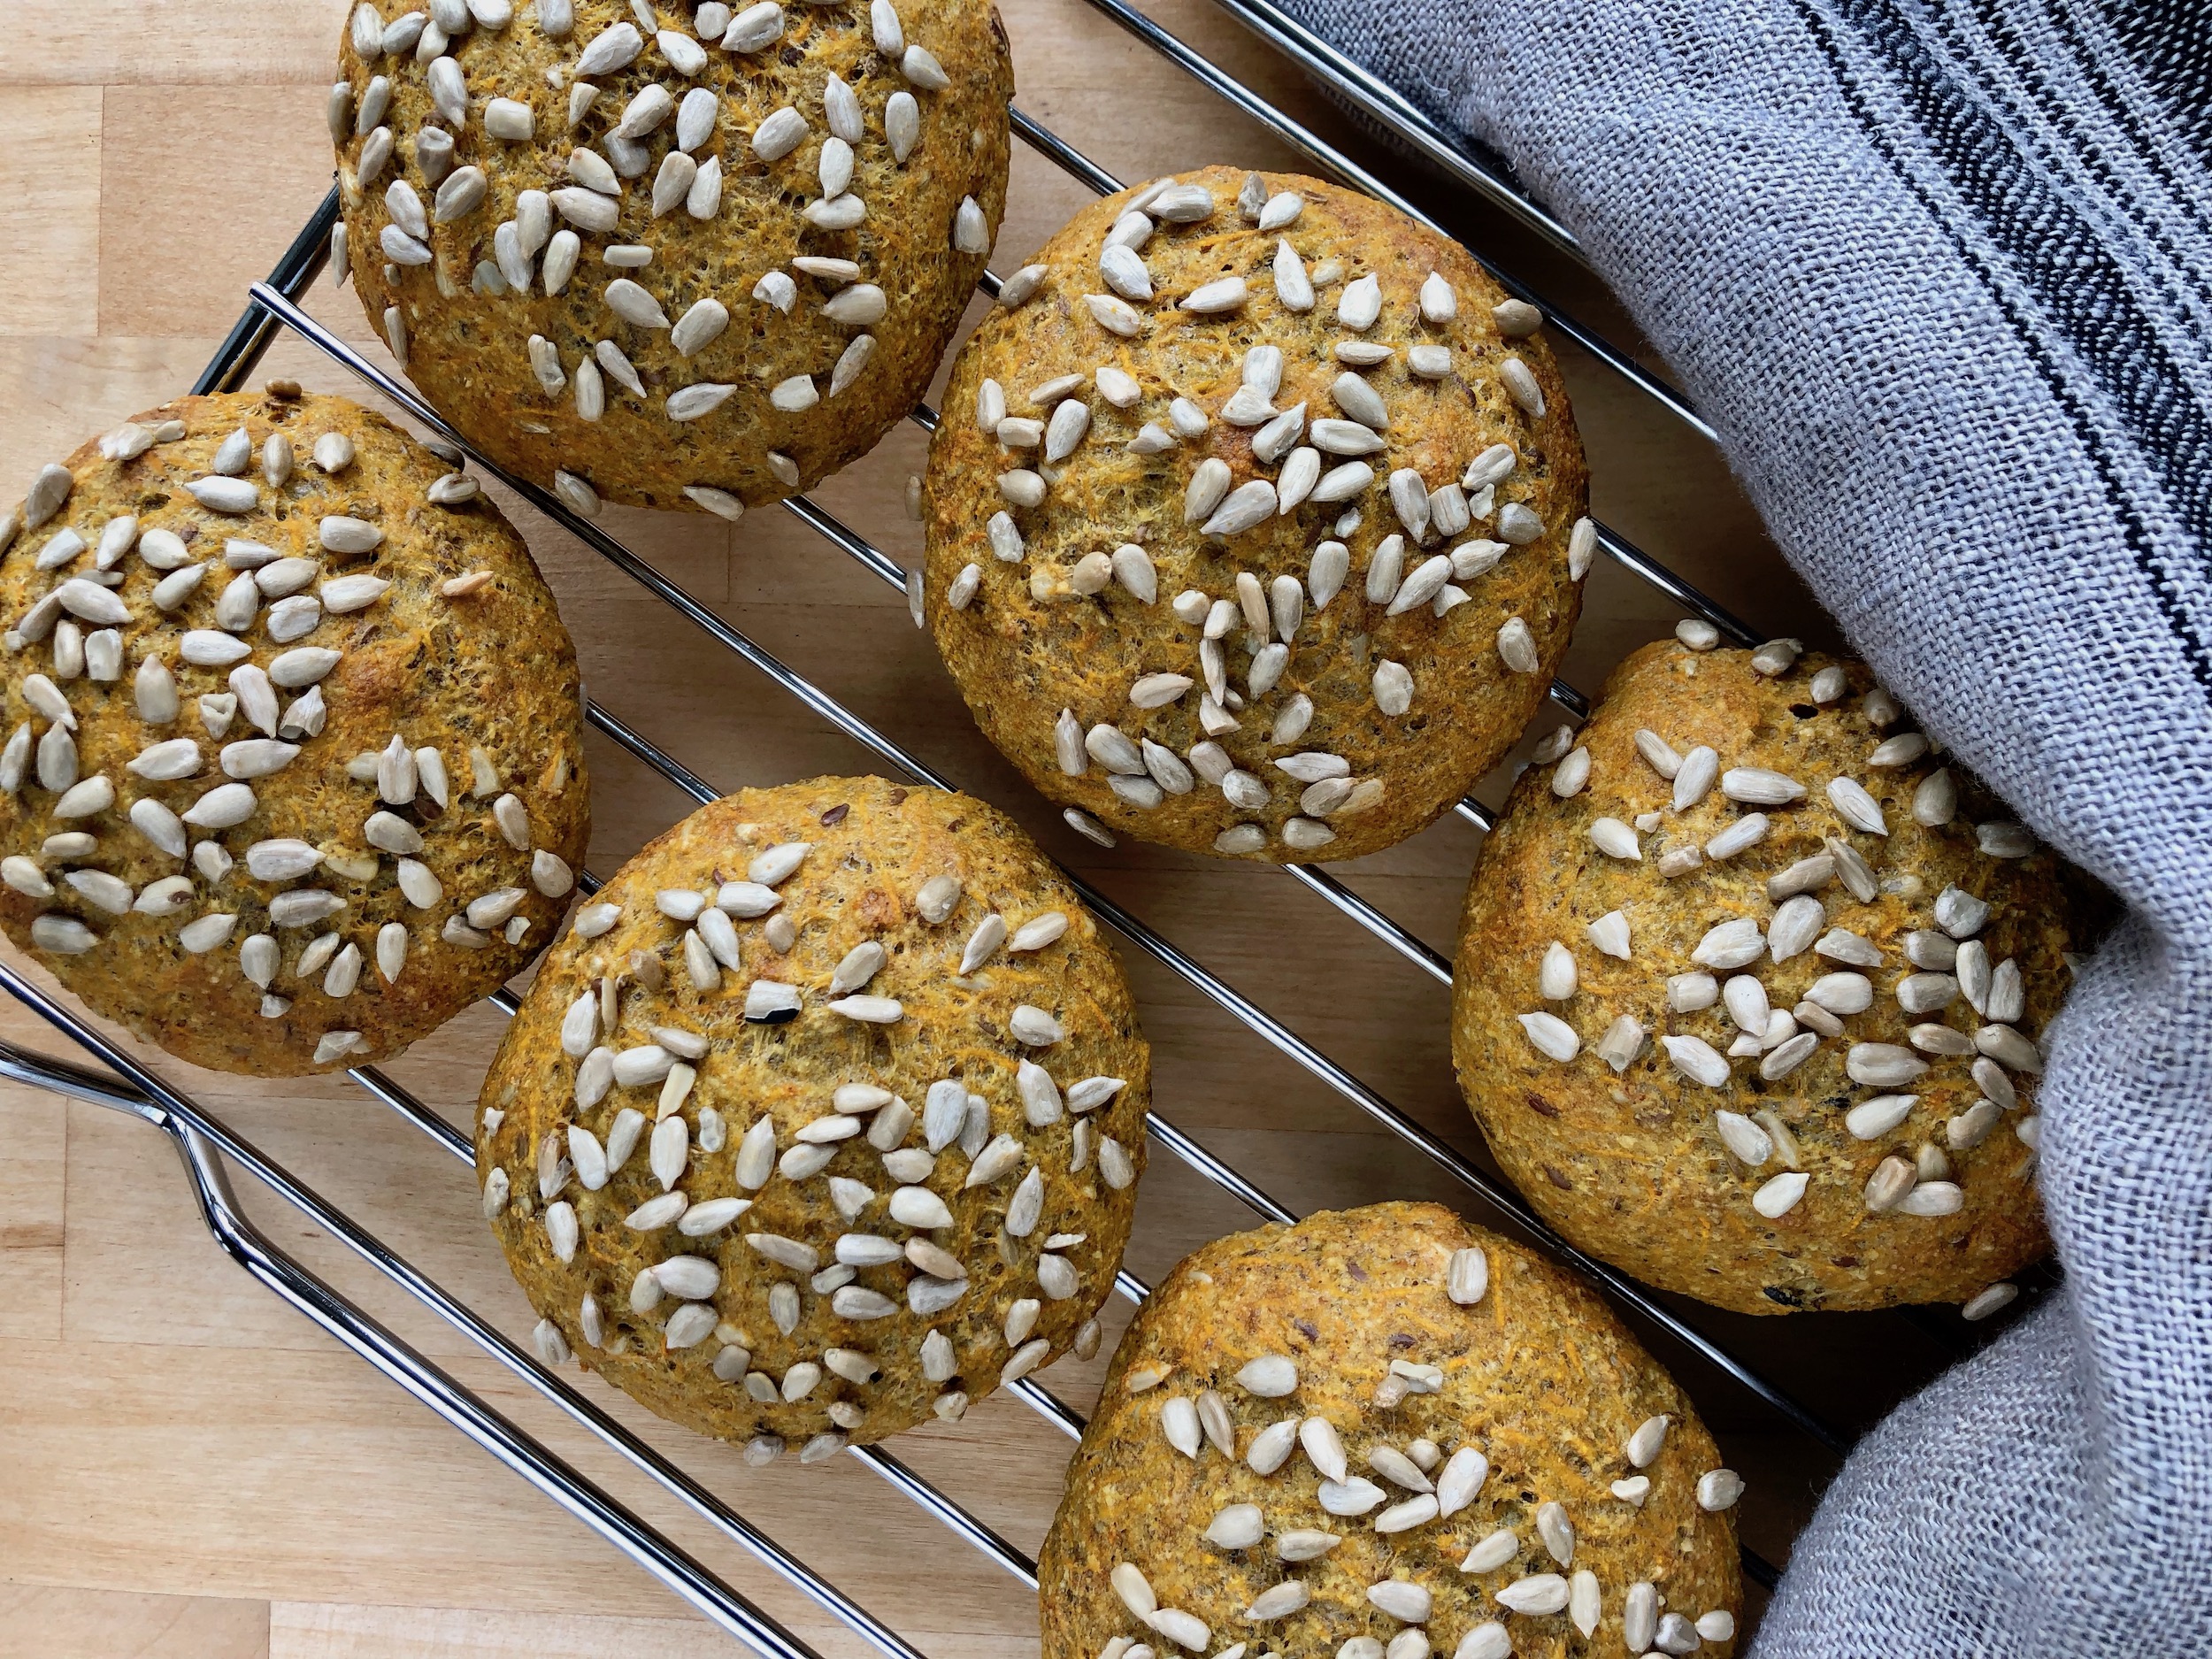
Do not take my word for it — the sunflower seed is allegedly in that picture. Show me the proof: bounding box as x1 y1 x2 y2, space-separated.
1924 892 1992 950
1839 1096 1922 1146
1655 1031 1733 1088
1194 480 1274 538
739 1229 827 1276
1686 917 1764 973
720 0 782 47
1842 1041 1932 1091
1747 1171 1816 1226
1894 968 1961 1016
1100 1562 1170 1637
1700 812 1773 864
53 864 134 916
609 79 675 144
79 626 124 681
1985 956 2024 1024
1574 912 1631 967
1476 618 1540 680
261 645 339 691
461 93 532 148
832 336 876 400
417 53 471 125
658 380 735 422
112 798 184 869
1480 503 1539 551
314 936 366 997
1807 929 1882 975
1106 185 1200 234
1859 1152 1920 1214
1220 1352 1294 1400
1359 1579 1430 1624
1870 731 1932 768
45 764 111 817
142 562 215 616
1153 1395 1215 1465
1302 1472 1386 1520
562 11 643 70
357 119 403 191
1302 417 1387 463
1246 238 1313 322
1612 733 1678 789
1482 714 1557 770
640 147 701 217
992 465 1053 511
1575 815 1638 864
1516 1502 1572 1570
1801 970 1876 1018
1719 766 1804 806
27 718 79 793
1972 1021 2043 1073
1488 356 1548 423
1326 272 1380 331
1404 271 1455 327
1359 1494 1432 1536
1710 1107 1773 1166
1505 1007 1580 1064
1315 373 1389 438
811 988 896 1025
1711 969 1773 1037
213 429 265 480
1826 775 1888 835
1943 1282 2023 1331
1975 818 2037 860
1905 1018 1974 1057
1385 467 1437 541
524 333 572 399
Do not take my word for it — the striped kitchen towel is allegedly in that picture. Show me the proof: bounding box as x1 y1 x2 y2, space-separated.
1265 0 2212 1650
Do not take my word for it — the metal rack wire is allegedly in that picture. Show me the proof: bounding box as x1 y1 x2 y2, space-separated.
0 12 1974 1650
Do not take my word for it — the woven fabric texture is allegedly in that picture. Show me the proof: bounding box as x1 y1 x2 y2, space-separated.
1263 0 2212 1649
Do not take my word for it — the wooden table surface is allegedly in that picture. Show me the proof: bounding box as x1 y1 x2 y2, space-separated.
0 3 1989 1654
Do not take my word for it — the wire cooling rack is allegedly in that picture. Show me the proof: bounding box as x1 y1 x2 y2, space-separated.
0 5 2026 1651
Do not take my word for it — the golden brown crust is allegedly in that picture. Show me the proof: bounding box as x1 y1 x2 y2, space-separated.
1041 1203 1740 1659
1453 641 2108 1314
479 776 1150 1453
0 390 588 1076
335 0 1013 513
924 165 1587 863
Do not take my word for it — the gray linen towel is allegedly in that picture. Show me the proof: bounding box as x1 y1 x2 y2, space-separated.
1264 0 2212 1649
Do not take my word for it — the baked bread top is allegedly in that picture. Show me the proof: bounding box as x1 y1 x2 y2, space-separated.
0 389 588 1075
334 0 1012 514
1040 1202 1741 1659
1453 638 2105 1314
478 776 1151 1458
923 165 1588 862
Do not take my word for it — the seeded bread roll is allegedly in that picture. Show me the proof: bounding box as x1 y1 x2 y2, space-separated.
1453 638 2108 1315
1040 1203 1741 1659
0 389 588 1075
922 165 1588 863
334 0 1012 517
478 776 1150 1457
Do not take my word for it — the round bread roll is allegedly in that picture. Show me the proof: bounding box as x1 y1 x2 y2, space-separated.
0 389 588 1075
334 0 1012 515
1040 1203 1742 1659
1454 638 2108 1315
922 165 1589 863
477 776 1151 1458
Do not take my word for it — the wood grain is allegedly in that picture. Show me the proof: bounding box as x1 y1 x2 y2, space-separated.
0 87 102 340
0 0 1925 1652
